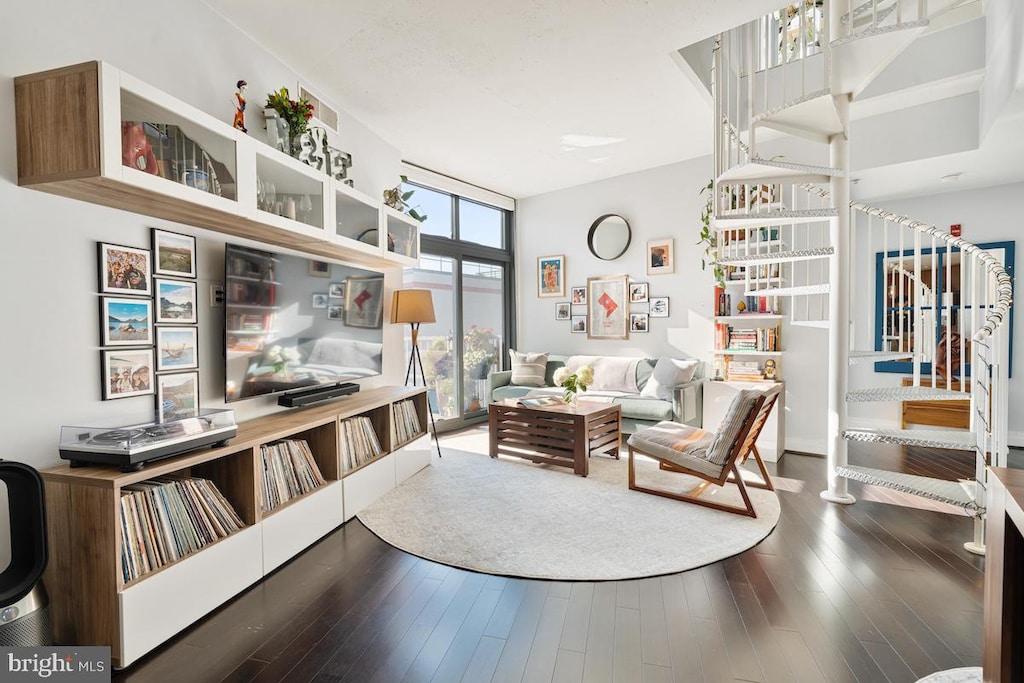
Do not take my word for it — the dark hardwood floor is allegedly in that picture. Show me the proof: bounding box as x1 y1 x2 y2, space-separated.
113 436 1020 683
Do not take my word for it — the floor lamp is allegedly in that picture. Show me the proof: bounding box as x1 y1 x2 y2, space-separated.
391 289 442 458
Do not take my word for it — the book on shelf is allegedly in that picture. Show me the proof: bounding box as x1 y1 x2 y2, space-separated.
119 476 244 583
716 325 780 352
517 396 563 407
341 416 383 472
392 399 423 444
261 439 326 513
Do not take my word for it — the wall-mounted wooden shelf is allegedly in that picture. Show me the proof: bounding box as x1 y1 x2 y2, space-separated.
14 61 420 269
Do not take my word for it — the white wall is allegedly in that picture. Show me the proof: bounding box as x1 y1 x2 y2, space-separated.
516 157 830 455
849 182 1022 445
0 0 407 475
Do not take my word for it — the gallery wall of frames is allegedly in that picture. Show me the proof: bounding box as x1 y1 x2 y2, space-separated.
99 229 201 421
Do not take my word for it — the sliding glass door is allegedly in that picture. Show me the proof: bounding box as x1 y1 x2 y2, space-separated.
400 179 514 429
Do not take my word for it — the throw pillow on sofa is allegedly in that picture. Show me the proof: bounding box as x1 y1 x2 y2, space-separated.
640 358 699 401
509 350 549 387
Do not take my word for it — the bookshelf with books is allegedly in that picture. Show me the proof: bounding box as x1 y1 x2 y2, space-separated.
39 385 429 668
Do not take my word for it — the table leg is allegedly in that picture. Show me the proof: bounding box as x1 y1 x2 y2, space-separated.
489 409 498 459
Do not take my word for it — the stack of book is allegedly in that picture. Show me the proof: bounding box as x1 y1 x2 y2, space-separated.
341 416 383 472
119 476 244 583
260 439 326 512
392 399 423 445
714 287 732 316
718 325 780 351
726 359 765 381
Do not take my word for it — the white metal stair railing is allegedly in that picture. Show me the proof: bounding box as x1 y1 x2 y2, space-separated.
712 0 1014 554
838 190 1011 553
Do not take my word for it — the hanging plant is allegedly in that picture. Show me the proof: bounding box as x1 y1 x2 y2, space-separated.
698 179 725 287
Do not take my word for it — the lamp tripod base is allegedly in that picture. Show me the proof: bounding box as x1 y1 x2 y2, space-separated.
405 337 442 459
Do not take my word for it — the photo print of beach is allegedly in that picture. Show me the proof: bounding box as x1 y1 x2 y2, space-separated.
154 279 198 323
101 297 153 346
156 326 198 371
102 348 154 400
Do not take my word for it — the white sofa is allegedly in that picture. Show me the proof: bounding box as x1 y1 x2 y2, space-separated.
487 354 705 433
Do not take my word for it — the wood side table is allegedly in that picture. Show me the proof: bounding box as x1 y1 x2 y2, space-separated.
488 400 622 476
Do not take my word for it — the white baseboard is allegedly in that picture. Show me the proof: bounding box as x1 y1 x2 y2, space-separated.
783 437 825 457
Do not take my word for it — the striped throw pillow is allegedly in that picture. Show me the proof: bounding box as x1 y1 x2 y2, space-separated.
705 389 761 466
509 350 548 387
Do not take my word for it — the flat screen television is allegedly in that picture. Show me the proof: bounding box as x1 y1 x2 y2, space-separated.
224 243 384 403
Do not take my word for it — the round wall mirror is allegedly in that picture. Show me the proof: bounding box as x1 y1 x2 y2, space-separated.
587 214 632 261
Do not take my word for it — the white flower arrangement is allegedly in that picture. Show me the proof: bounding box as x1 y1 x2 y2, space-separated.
265 345 301 373
552 364 594 403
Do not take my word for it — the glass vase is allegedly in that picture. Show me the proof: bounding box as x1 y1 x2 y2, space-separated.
564 391 578 408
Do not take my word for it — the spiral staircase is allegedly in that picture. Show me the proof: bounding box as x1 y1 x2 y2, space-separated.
711 0 1013 554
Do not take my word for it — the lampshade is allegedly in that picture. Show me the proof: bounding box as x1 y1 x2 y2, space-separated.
391 289 436 325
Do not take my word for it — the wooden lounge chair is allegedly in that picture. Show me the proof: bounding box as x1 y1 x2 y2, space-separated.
626 386 781 518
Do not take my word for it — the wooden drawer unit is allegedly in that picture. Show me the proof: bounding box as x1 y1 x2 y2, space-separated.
900 377 970 429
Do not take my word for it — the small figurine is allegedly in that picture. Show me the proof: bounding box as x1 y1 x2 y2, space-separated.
763 359 777 380
232 80 247 132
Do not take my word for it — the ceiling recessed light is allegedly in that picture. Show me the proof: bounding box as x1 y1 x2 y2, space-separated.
940 172 963 183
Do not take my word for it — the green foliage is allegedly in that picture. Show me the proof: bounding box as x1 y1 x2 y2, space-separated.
383 174 428 222
698 179 725 287
265 87 314 139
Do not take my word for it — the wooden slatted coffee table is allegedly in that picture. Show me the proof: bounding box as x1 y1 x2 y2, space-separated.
488 400 622 476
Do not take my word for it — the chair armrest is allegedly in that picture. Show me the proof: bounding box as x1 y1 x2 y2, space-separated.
671 378 705 427
486 370 513 402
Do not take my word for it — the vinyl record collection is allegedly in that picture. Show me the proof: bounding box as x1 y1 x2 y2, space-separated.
260 439 326 512
119 476 244 583
392 399 423 445
341 416 383 472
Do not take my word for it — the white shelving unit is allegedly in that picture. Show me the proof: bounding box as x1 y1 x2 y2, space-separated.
14 60 420 269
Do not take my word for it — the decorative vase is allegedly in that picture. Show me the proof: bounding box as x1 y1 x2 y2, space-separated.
564 391 578 408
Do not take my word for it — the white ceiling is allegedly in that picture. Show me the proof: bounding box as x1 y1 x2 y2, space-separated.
203 0 783 198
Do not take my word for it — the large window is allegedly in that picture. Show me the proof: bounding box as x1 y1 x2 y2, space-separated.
401 177 514 428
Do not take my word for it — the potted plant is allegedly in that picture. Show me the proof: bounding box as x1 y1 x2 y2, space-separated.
265 87 315 155
383 175 428 222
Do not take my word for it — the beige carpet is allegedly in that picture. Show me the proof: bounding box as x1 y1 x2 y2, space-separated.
357 442 780 581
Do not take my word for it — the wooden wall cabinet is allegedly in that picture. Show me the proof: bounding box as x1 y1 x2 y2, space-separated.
41 386 430 668
14 61 420 269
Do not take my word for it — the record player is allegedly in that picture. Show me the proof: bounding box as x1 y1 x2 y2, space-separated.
59 409 237 472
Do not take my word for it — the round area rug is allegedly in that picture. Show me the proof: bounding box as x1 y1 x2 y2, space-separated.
357 449 780 581
916 667 982 683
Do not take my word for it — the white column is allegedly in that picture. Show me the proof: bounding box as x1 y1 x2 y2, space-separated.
821 94 856 505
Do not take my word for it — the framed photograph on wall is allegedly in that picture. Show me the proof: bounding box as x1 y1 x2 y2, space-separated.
156 371 199 422
99 242 152 295
312 293 329 309
154 278 198 324
571 286 586 305
102 348 155 400
344 276 384 328
649 296 669 317
327 305 345 320
152 228 197 278
555 302 571 320
587 274 629 340
328 282 345 298
100 297 153 347
309 259 331 277
629 282 649 303
537 254 565 298
571 315 587 334
630 312 649 333
647 238 675 275
156 326 199 371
